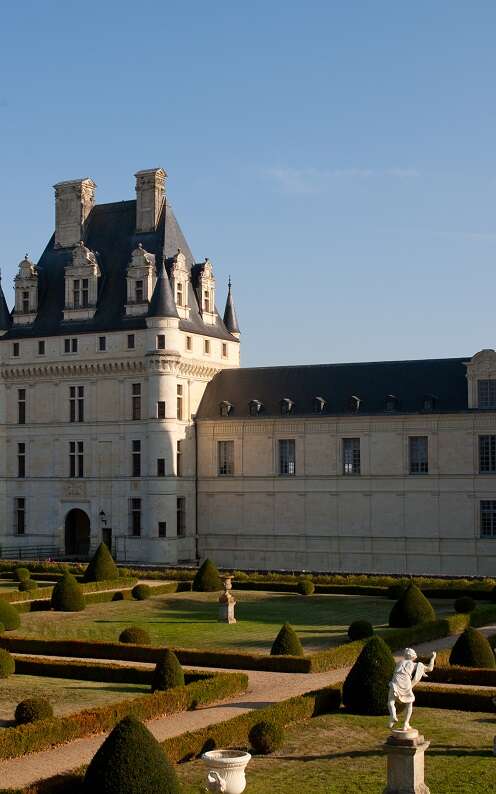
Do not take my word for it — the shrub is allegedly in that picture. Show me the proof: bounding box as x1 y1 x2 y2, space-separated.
151 650 185 692
83 542 119 583
18 579 38 593
83 715 181 794
389 584 436 628
0 622 4 634
348 620 374 641
14 567 31 582
270 623 304 657
454 596 476 614
112 590 131 601
449 627 496 669
0 648 14 678
387 583 408 600
0 599 21 630
132 584 152 601
51 572 85 612
192 559 222 592
342 636 395 715
15 698 53 725
248 720 284 754
297 579 315 596
119 626 151 645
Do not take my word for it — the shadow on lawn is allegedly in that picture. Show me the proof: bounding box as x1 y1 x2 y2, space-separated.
64 684 148 695
276 746 493 762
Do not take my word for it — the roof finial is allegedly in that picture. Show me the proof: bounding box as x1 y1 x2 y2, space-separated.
228 275 232 291
25 253 29 260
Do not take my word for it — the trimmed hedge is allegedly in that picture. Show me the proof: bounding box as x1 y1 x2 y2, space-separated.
132 584 152 601
389 584 436 627
348 620 374 641
270 624 304 657
428 664 496 687
192 559 223 592
248 720 284 754
14 567 31 583
415 682 496 712
0 648 14 678
151 650 185 692
449 627 496 668
83 542 119 583
18 579 38 593
0 600 20 631
15 698 53 725
297 579 315 596
342 636 395 715
51 572 85 612
119 626 151 645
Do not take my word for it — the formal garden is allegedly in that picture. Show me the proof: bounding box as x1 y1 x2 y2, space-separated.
0 547 494 792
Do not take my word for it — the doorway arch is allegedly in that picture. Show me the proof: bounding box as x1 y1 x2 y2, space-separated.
65 509 91 557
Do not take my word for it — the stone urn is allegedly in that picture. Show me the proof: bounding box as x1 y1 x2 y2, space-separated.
202 749 251 794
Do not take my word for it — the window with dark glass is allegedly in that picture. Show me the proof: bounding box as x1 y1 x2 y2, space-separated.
314 396 326 413
15 497 25 535
204 339 210 354
177 384 183 420
222 343 228 358
186 335 192 351
22 291 29 314
385 395 398 412
157 335 166 350
132 383 141 420
98 336 106 352
480 500 496 537
18 389 26 425
478 380 496 409
281 398 294 415
158 521 167 538
204 290 210 313
135 280 144 303
479 435 496 473
127 334 135 350
157 401 166 419
177 497 186 537
38 340 45 355
70 386 84 423
69 441 84 478
130 498 141 536
249 400 262 416
132 440 141 477
177 282 183 306
17 443 25 478
157 458 166 477
218 440 234 476
13 342 19 357
409 436 428 474
64 338 78 353
73 280 80 308
176 440 182 476
279 439 296 475
343 438 360 475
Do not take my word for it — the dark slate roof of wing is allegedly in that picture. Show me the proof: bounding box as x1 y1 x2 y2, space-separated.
148 260 179 318
223 281 240 334
5 199 236 341
197 357 470 418
0 279 11 331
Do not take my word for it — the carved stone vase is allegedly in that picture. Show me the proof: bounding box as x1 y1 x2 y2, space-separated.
202 749 251 794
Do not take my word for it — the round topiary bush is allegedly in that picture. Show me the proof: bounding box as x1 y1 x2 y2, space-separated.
51 572 85 612
248 720 284 754
83 715 181 794
297 579 315 596
18 579 38 593
0 648 15 678
270 623 304 657
0 599 21 631
83 542 119 583
454 596 476 614
388 583 436 628
192 559 223 592
14 567 31 583
342 635 395 715
119 626 151 645
132 584 152 601
15 697 53 724
449 627 496 668
348 620 374 641
151 649 185 692
387 583 408 600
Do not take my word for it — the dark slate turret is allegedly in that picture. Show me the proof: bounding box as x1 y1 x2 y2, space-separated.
148 260 179 319
0 274 11 332
223 278 240 335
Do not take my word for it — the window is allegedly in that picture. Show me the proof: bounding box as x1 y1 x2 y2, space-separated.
22 291 29 314
177 384 183 420
132 383 141 420
480 500 496 538
220 401 233 417
132 440 141 477
69 441 84 478
204 290 210 313
186 335 192 351
158 521 167 538
279 439 296 475
64 338 78 353
157 458 166 477
70 386 84 423
81 278 89 307
73 280 80 308
130 498 141 536
314 396 326 413
13 342 19 357
127 334 135 350
135 280 144 303
176 440 182 476
17 389 26 425
423 394 436 411
177 497 186 537
249 400 262 416
98 336 106 352
157 401 166 419
38 340 45 355
218 440 234 476
15 497 25 536
343 438 360 475
17 443 25 478
478 380 496 409
349 395 361 413
204 339 210 355
409 436 428 474
177 282 183 306
157 334 166 350
281 398 294 415
222 343 228 358
73 279 89 308
479 435 496 473
385 395 398 412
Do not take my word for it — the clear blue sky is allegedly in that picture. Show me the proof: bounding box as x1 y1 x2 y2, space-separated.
1 1 496 367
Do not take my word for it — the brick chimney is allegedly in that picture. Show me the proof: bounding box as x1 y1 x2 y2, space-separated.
135 168 166 233
53 178 96 249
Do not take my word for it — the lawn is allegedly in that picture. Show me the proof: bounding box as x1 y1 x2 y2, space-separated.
12 590 452 652
177 708 495 794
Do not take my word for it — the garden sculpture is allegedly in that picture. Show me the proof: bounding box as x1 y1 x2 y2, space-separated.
387 647 436 731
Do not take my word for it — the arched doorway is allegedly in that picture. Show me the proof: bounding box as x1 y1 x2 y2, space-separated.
65 509 91 557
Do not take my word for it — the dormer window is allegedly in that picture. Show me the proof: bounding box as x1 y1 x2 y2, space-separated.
13 255 38 325
281 398 294 415
385 395 398 412
73 278 89 309
204 290 211 313
423 394 437 411
22 291 29 314
313 396 326 413
219 400 233 417
135 280 144 304
478 380 496 409
195 257 216 325
125 244 155 317
63 242 100 321
177 281 183 306
349 395 361 413
171 249 190 320
249 399 263 416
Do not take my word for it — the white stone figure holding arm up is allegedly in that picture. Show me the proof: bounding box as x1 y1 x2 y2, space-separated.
388 647 436 731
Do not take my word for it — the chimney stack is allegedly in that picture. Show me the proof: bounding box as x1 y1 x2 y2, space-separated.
53 178 96 249
135 168 166 233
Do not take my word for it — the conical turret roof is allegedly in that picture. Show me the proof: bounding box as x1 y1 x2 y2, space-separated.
0 274 11 331
223 278 240 335
148 260 179 319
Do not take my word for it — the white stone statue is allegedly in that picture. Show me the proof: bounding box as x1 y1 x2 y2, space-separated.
388 647 436 731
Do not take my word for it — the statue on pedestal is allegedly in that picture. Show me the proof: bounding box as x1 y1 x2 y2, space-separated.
388 647 436 731
218 577 236 624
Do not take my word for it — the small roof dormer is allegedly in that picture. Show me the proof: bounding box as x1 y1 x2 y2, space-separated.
13 255 38 326
63 241 101 322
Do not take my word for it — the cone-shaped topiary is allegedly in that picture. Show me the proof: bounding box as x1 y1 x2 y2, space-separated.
249 720 284 754
192 558 223 592
342 635 395 715
449 627 496 669
297 579 315 595
348 620 374 641
51 572 85 612
388 583 436 628
151 649 185 692
83 715 181 794
119 626 151 645
0 648 15 678
83 542 119 583
0 600 20 631
15 698 53 724
270 623 304 656
14 567 31 582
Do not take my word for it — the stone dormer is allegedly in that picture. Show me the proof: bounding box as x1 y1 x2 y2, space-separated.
13 255 38 325
125 244 156 317
63 241 101 321
170 249 190 320
195 258 216 325
465 349 496 409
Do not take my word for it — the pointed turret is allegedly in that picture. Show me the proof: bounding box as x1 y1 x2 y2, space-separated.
223 277 240 337
148 260 179 319
0 272 11 334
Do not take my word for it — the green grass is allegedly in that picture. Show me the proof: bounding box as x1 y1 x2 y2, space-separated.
12 591 452 653
177 708 495 794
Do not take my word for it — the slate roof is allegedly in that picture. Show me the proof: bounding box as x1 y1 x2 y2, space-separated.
0 279 11 332
223 281 240 334
197 357 471 419
5 199 236 341
148 260 179 319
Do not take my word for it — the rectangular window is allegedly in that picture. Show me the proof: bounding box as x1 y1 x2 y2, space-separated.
38 340 45 355
135 280 144 303
480 500 496 538
81 278 89 307
73 279 80 308
479 435 496 473
22 291 29 314
409 436 429 474
69 441 84 478
176 440 182 476
15 497 25 536
222 343 228 358
218 440 234 476
70 386 84 423
176 282 183 306
64 338 78 353
98 336 106 352
177 384 183 420
132 383 141 420
204 339 210 355
157 401 166 419
343 438 360 475
132 440 141 477
13 342 19 358
157 334 166 350
186 335 192 351
17 389 26 425
17 443 25 478
177 497 186 537
158 521 167 538
127 334 135 350
131 498 141 536
279 439 296 476
478 380 496 409
204 290 210 313
157 458 166 477
64 338 70 353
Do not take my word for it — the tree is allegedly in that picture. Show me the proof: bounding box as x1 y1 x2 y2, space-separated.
51 572 85 612
389 583 436 628
83 542 119 582
192 559 223 592
270 623 304 656
151 649 185 692
342 636 395 715
449 627 496 669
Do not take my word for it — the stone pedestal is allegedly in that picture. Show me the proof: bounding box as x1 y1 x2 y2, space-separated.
218 577 236 624
383 729 430 794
